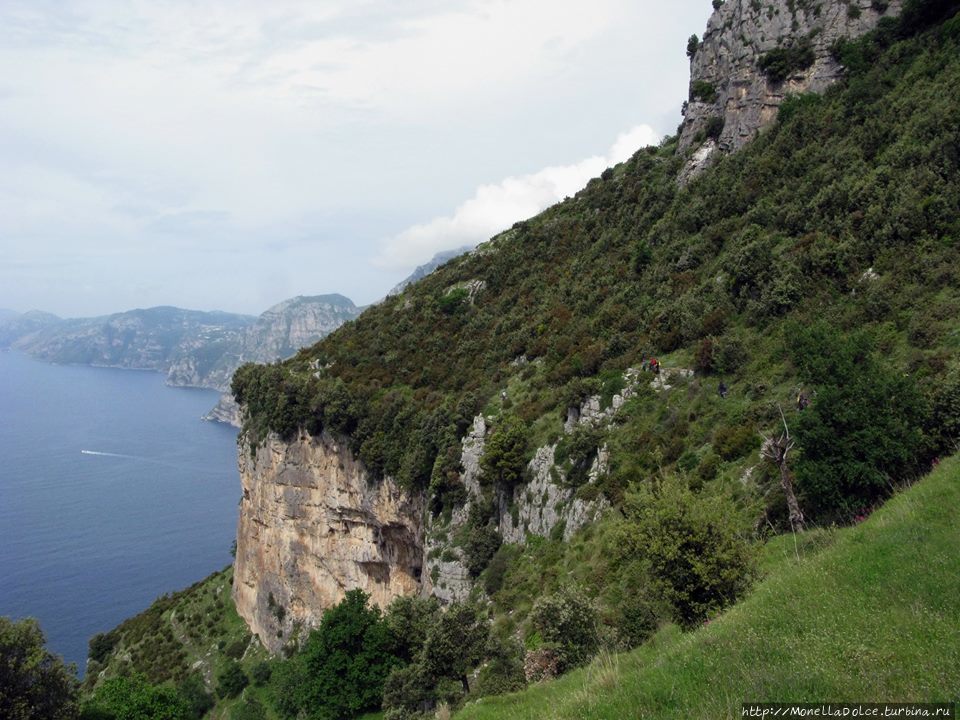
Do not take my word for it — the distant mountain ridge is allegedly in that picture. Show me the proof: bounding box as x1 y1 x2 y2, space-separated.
0 295 362 423
388 247 472 296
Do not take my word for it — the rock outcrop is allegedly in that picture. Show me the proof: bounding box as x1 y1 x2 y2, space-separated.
202 394 242 427
233 432 424 652
679 0 902 178
232 363 673 629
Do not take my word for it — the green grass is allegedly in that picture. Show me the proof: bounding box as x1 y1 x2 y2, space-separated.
458 455 960 719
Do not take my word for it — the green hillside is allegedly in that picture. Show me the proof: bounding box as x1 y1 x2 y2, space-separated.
59 2 960 719
457 454 960 719
234 1 960 527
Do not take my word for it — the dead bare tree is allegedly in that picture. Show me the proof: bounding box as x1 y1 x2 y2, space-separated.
760 404 806 533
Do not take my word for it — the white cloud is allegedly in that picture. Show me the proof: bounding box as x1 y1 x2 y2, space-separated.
375 124 660 269
0 0 709 315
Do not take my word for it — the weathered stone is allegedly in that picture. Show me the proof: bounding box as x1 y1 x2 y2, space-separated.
233 432 423 653
679 0 902 181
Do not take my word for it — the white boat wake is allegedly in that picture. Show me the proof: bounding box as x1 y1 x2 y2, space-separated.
80 450 136 459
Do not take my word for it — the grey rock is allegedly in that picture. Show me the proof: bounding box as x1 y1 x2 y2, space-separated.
679 0 902 181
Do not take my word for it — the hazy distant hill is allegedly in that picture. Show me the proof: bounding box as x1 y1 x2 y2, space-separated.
0 310 62 349
7 306 254 387
388 247 472 296
0 295 361 407
200 295 363 425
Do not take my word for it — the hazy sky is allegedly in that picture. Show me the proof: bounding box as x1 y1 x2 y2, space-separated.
0 0 710 317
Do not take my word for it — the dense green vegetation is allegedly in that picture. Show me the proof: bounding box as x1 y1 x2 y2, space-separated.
456 454 960 719
234 0 960 529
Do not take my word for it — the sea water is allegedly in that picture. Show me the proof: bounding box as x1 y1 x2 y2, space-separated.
0 351 239 676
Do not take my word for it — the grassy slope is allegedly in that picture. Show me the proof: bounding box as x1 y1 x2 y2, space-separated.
458 455 960 719
85 567 276 719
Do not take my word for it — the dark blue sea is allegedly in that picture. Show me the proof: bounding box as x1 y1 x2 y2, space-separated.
0 351 239 676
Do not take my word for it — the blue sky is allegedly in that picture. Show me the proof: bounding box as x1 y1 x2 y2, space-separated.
0 0 710 316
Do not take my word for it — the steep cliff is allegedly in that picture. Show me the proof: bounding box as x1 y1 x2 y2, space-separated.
233 368 637 622
679 0 902 179
233 432 424 652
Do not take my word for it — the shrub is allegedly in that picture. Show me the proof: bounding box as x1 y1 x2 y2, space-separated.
632 240 653 274
250 661 272 687
474 636 526 697
758 38 816 81
705 115 725 141
230 697 267 720
223 638 248 660
88 631 118 665
178 674 213 719
216 661 248 700
382 662 434 719
926 370 960 455
482 546 512 596
616 592 660 648
438 288 469 315
529 587 600 672
714 424 759 460
687 34 700 58
83 675 190 720
480 415 530 490
691 80 718 103
463 517 502 578
554 424 605 487
620 476 757 628
788 322 929 521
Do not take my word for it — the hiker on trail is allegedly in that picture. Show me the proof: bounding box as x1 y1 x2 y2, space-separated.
650 358 660 374
718 381 728 399
797 390 810 411
641 357 649 372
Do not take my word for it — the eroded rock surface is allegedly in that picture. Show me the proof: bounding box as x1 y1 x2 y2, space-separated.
233 432 423 652
679 0 901 179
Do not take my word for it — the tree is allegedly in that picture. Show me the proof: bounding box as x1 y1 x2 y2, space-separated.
480 415 529 490
687 34 700 58
274 589 399 720
760 405 806 532
385 596 440 663
0 617 78 720
422 603 487 695
787 322 928 522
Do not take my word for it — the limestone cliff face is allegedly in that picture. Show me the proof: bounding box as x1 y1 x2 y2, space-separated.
232 365 649 632
233 432 423 652
679 0 901 178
